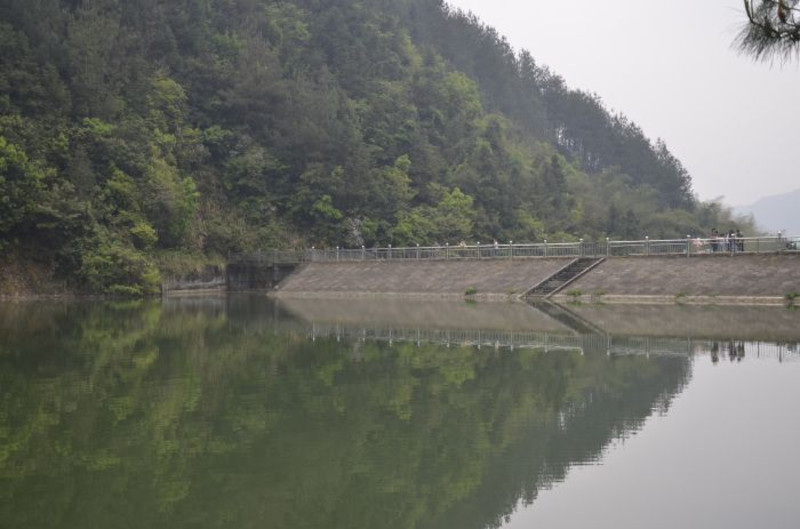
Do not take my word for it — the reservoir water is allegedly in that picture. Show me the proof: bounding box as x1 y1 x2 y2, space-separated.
1 295 799 529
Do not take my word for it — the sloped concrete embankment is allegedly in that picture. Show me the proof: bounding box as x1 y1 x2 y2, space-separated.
556 254 800 304
273 259 572 299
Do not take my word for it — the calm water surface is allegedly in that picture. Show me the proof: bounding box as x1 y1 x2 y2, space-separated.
1 295 799 529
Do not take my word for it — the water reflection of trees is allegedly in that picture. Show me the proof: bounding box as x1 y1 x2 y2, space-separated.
0 299 690 529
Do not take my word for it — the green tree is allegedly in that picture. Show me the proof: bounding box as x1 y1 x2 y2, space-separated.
143 155 199 248
0 136 45 244
394 186 475 245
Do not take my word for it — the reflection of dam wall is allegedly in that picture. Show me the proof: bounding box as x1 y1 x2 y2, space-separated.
277 298 573 332
568 303 800 342
275 297 800 355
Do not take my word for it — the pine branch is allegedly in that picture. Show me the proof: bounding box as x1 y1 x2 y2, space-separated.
737 0 800 62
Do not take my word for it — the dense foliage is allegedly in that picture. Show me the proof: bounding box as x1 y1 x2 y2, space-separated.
0 0 750 294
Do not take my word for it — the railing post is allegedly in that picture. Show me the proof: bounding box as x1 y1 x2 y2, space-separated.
580 238 584 257
606 237 610 257
686 235 691 257
645 236 650 256
445 243 449 260
336 246 340 262
509 240 513 260
362 245 366 260
388 244 392 260
544 240 548 257
416 243 420 259
476 242 480 259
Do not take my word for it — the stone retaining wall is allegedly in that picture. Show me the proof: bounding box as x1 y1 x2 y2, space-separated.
161 265 227 294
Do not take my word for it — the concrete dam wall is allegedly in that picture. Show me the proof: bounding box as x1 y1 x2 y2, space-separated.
273 254 800 304
558 254 800 303
273 259 571 298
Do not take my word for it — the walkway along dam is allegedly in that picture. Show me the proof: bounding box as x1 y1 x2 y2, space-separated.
222 237 800 305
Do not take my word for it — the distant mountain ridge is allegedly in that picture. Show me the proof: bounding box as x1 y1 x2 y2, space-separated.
735 188 800 236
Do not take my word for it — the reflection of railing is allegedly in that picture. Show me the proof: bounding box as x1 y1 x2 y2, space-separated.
309 324 585 352
593 336 800 362
599 336 694 357
303 323 800 362
233 236 799 264
698 341 800 363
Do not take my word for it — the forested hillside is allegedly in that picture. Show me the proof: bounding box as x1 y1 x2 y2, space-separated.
0 0 749 295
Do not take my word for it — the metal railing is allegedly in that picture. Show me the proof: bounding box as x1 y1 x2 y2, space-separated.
301 235 798 263
229 249 306 265
231 235 798 264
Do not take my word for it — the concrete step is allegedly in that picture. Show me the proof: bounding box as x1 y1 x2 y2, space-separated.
526 258 605 296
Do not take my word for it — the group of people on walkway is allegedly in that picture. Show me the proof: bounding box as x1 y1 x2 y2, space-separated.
709 228 744 253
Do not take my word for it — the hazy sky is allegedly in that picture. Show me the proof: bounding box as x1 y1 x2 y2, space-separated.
445 0 798 206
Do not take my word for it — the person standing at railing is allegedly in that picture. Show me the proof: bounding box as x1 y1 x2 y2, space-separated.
711 228 719 253
736 229 744 252
457 240 467 258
